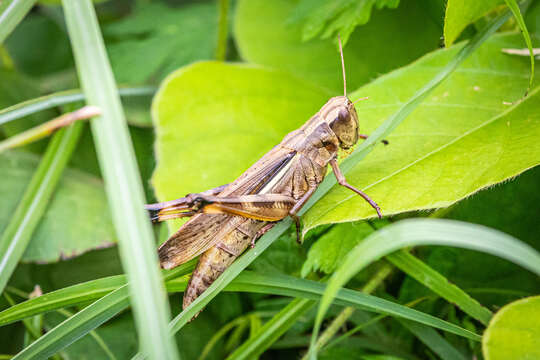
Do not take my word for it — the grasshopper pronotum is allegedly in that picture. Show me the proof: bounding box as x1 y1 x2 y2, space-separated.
146 36 384 315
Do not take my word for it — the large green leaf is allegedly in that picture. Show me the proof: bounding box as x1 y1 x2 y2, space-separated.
444 0 504 47
151 61 332 226
302 33 540 233
482 295 540 360
0 151 116 262
234 0 440 93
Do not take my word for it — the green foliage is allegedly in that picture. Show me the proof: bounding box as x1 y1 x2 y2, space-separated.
288 0 400 45
482 295 540 359
105 2 218 84
235 0 440 93
301 222 373 277
0 151 116 262
1 0 539 359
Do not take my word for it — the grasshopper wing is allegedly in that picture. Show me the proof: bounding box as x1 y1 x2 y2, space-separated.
158 213 241 269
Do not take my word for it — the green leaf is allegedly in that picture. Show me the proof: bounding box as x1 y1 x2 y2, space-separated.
482 295 540 360
4 12 72 76
310 219 540 358
0 0 37 44
302 33 540 233
0 150 116 262
62 0 178 359
105 2 218 84
234 0 440 93
151 60 332 230
444 0 504 47
400 320 468 360
288 0 400 45
301 222 373 277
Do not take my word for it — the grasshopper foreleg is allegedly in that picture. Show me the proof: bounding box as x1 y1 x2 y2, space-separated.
329 158 382 219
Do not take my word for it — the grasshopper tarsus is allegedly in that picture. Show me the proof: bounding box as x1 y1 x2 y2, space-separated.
358 133 389 146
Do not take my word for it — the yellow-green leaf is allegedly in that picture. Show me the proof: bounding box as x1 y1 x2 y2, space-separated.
482 295 540 360
302 33 540 233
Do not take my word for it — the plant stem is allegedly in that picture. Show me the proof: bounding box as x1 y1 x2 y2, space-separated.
305 263 393 358
61 1 179 359
215 0 230 61
0 87 156 126
0 106 100 153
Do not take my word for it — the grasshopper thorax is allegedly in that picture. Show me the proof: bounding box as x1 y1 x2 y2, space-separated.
323 96 359 150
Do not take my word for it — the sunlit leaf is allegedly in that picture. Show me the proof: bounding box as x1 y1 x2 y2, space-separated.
482 295 540 360
302 33 540 233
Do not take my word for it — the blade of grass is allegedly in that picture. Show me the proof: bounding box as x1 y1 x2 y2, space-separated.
61 1 178 359
229 271 481 341
306 9 514 357
0 106 100 153
10 262 194 360
0 122 84 295
386 250 493 325
310 218 540 359
0 87 156 126
0 0 37 44
399 319 467 360
302 264 393 360
504 0 535 95
55 308 117 360
0 260 195 327
227 298 314 360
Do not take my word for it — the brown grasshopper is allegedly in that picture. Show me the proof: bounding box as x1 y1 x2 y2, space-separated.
146 37 384 315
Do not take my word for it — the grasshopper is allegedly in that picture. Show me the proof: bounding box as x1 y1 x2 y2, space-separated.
146 37 384 315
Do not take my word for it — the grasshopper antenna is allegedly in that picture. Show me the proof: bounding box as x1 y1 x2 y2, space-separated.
353 96 369 104
338 34 347 97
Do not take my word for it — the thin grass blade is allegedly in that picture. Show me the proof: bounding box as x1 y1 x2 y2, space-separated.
0 0 37 44
386 250 493 325
61 1 178 358
0 123 83 295
504 0 535 95
399 319 468 360
226 298 315 360
0 87 156 126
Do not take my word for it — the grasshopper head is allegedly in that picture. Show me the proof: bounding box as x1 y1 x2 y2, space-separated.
329 96 359 149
